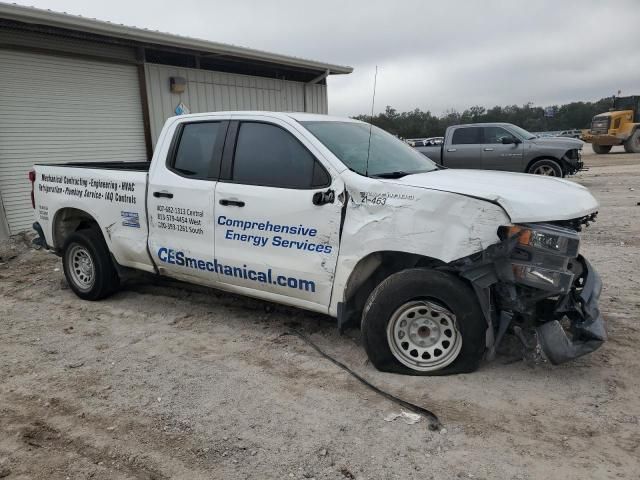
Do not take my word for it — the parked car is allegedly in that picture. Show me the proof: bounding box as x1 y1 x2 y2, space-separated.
423 137 443 146
558 129 582 139
30 112 604 375
406 138 428 147
407 137 444 147
415 123 584 177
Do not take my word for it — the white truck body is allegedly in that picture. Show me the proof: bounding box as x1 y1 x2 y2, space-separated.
30 112 606 375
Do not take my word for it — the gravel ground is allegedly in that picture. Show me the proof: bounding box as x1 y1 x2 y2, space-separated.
1 149 639 480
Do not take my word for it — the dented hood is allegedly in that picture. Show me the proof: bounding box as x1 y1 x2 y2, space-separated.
391 169 599 223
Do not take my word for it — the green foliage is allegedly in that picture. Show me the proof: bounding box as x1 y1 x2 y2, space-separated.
352 97 615 138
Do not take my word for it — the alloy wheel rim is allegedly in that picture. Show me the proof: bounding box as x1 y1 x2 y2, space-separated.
67 244 95 291
386 300 462 372
533 165 557 176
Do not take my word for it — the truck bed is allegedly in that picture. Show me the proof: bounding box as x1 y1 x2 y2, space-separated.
33 162 154 273
415 145 443 163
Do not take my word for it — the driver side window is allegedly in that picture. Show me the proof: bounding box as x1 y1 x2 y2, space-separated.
231 122 330 189
484 127 516 144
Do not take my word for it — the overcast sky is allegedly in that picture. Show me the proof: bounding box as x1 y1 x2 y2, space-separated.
14 0 640 116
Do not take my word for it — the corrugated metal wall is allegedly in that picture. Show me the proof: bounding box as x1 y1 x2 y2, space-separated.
145 63 328 145
0 49 147 234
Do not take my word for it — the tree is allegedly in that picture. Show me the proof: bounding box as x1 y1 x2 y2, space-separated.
352 97 615 137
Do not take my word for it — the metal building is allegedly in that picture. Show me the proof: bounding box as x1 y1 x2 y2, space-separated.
0 3 352 238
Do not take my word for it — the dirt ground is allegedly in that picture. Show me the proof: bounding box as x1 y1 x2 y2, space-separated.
1 148 639 480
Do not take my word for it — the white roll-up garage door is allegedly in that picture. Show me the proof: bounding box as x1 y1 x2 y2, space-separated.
0 49 148 234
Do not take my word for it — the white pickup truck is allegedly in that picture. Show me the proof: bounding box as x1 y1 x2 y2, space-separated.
30 112 606 375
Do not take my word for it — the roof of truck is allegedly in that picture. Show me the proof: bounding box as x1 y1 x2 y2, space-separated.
450 122 515 128
169 111 364 123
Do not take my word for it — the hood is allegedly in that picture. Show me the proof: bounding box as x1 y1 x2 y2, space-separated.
531 136 584 149
390 169 598 223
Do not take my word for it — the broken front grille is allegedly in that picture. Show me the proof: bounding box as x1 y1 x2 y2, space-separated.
549 212 598 232
590 117 610 134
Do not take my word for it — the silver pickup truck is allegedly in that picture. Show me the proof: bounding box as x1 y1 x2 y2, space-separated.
415 123 584 177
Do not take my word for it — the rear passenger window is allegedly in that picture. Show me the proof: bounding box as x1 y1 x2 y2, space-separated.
172 122 221 179
451 127 482 145
232 122 330 189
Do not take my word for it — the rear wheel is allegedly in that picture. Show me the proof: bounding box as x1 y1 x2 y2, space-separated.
62 229 119 300
527 159 563 177
361 269 486 376
623 130 640 153
592 143 612 154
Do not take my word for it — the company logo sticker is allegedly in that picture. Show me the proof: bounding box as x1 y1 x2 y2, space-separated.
121 211 140 228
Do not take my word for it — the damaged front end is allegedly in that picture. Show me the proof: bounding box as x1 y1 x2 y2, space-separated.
563 148 584 175
452 213 606 365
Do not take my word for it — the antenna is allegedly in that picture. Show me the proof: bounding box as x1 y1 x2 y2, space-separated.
365 66 378 177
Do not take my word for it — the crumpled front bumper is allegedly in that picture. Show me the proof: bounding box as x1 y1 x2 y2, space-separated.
535 257 607 364
563 150 584 174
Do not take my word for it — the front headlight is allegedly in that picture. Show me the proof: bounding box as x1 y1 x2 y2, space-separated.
505 224 580 257
500 223 580 293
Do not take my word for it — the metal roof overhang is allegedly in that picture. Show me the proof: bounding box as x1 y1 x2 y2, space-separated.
0 2 353 75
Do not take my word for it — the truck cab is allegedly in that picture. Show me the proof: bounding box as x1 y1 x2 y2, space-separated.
415 123 584 177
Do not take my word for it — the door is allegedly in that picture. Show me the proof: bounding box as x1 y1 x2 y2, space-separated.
0 49 147 234
214 119 343 310
444 127 483 168
147 120 227 285
481 126 524 171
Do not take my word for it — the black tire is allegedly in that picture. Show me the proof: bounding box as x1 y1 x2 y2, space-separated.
527 158 563 177
623 130 640 153
62 229 119 301
361 269 486 376
592 144 612 154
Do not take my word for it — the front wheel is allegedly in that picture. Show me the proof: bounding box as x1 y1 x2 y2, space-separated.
527 159 563 177
361 269 486 376
62 229 119 300
592 143 612 154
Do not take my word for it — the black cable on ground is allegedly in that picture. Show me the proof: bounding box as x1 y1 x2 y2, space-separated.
283 330 442 431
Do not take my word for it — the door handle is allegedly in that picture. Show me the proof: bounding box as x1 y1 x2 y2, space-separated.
219 199 245 207
153 191 173 199
447 148 457 152
483 148 494 151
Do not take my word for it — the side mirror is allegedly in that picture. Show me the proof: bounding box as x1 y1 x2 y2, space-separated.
501 136 516 144
313 189 335 206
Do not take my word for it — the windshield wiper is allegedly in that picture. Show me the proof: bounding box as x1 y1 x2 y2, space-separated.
373 171 411 178
373 170 434 178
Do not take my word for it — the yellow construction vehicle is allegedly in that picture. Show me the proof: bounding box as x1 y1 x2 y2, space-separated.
582 96 640 154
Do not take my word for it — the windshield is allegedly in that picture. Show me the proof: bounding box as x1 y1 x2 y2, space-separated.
301 121 437 177
507 125 537 140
